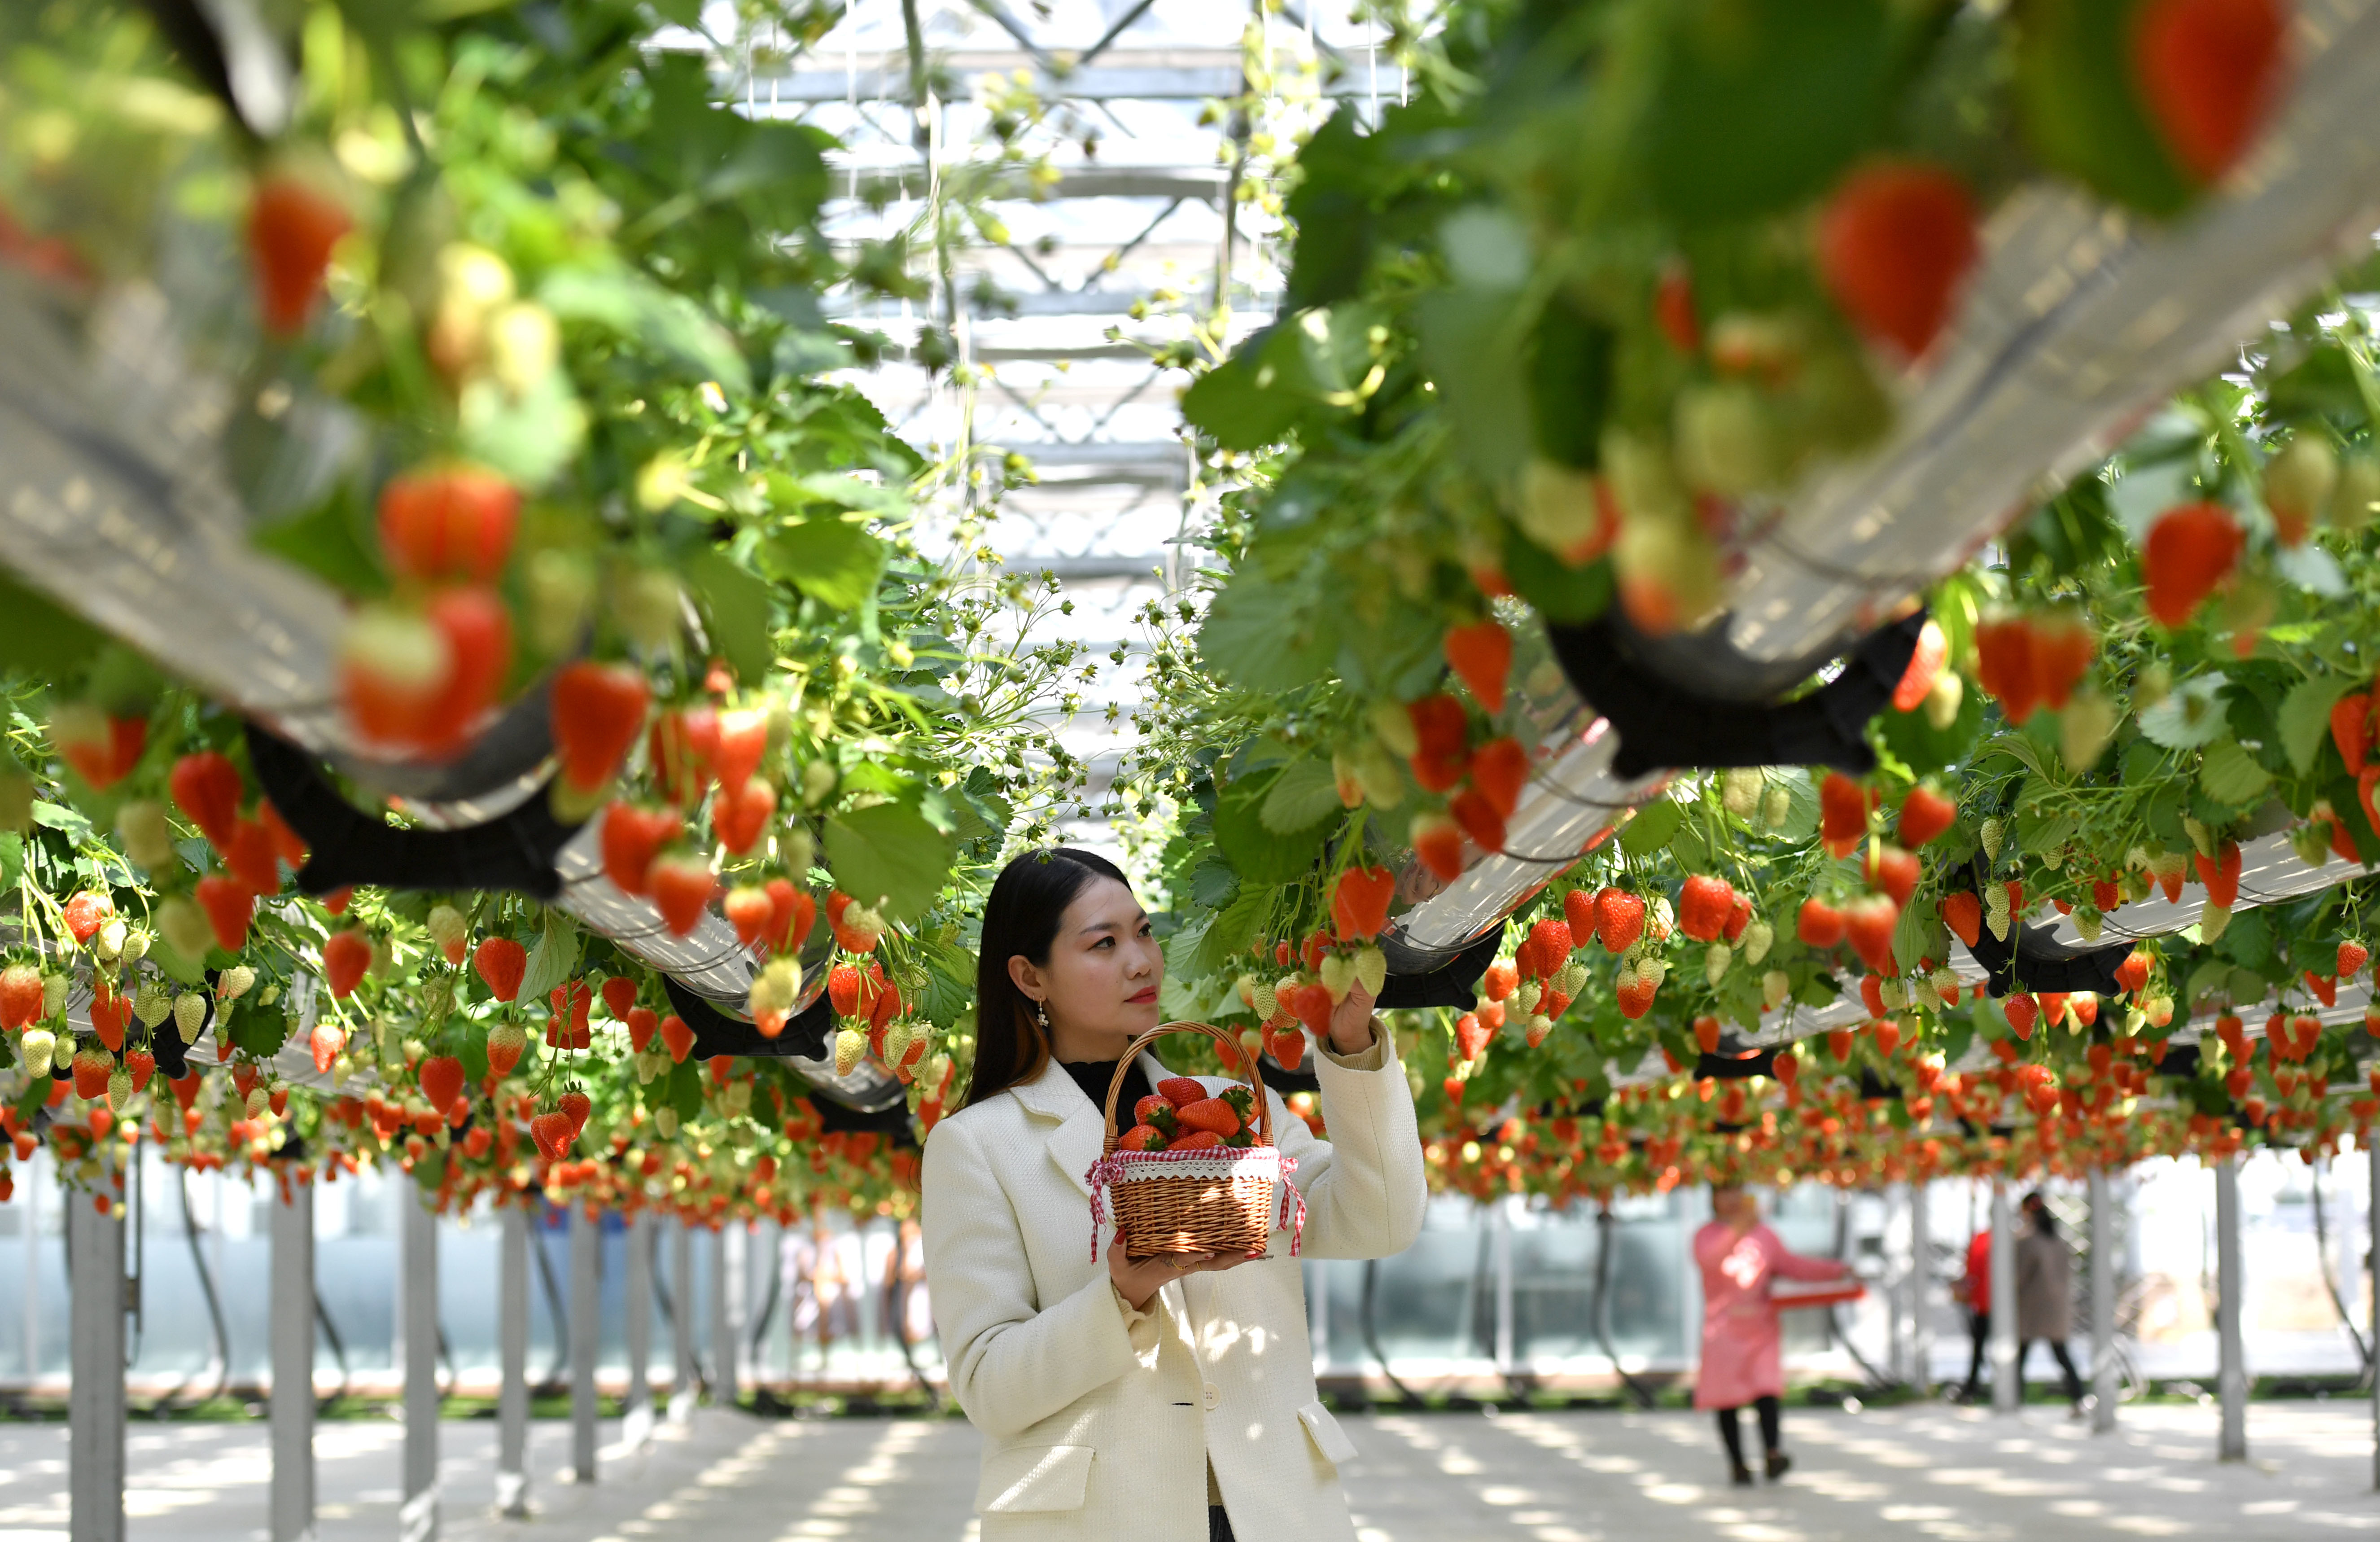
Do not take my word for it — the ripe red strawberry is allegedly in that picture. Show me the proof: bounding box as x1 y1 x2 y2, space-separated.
550 661 651 793
551 980 592 1038
764 879 817 956
1615 972 1656 1019
648 854 716 936
0 965 40 1029
1816 161 1979 357
379 465 518 584
247 174 351 336
1454 1012 1492 1060
341 587 512 756
724 885 773 946
123 1048 155 1094
556 1088 591 1137
419 1055 466 1116
1654 263 1700 354
1596 888 1647 953
1562 887 1597 943
1481 959 1518 1002
61 889 113 947
1526 916 1573 971
1798 896 1847 949
419 587 511 756
1723 893 1753 944
1677 874 1735 942
1120 1124 1167 1152
1828 1028 1855 1063
1286 982 1334 1033
600 802 681 896
596 976 636 1021
1410 812 1466 881
1865 844 1919 907
1159 1076 1208 1109
219 817 278 898
322 929 372 999
2340 940 2370 978
1939 891 1983 951
658 1014 695 1063
2028 612 2095 712
195 875 253 951
1330 865 1396 942
1773 1047 1799 1087
2113 948 2152 995
1819 772 1869 858
828 963 862 1019
711 775 776 856
2131 0 2288 183
72 1048 112 1102
1173 1130 1225 1151
1406 694 1470 791
2143 502 2243 627
1844 894 1900 975
485 1021 527 1079
89 983 129 1051
1891 619 1947 713
1860 974 1888 1017
2304 971 2338 1008
170 751 244 848
1176 1097 1240 1137
1898 785 1956 848
1444 621 1513 715
2195 840 2242 908
1974 613 2040 723
1693 1015 1721 1055
259 801 310 869
1267 1029 1306 1071
474 936 527 1002
2330 692 2373 775
1449 788 1507 854
529 1111 574 1161
624 1007 658 1054
1467 737 1529 820
2004 992 2039 1040
1132 1094 1176 1129
650 706 722 807
51 704 146 793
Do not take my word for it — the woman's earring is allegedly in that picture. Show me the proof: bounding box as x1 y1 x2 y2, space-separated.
1036 1000 1050 1029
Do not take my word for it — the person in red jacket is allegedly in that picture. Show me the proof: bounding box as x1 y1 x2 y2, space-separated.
1956 1228 1991 1401
1694 1186 1851 1485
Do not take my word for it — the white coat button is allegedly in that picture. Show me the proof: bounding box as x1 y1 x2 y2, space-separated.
1203 1383 1220 1410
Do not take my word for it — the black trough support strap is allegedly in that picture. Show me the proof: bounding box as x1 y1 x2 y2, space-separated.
1695 1048 1776 1081
1377 928 1504 1011
663 973 831 1060
1951 882 2133 999
244 723 582 901
1544 609 1928 780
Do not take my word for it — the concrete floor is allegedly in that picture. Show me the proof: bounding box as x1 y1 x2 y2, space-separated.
0 1399 2367 1542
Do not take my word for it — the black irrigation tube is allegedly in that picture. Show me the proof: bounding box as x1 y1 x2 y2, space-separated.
1592 1205 1656 1409
2308 1162 2372 1380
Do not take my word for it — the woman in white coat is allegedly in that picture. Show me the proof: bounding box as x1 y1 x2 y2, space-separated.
922 847 1427 1542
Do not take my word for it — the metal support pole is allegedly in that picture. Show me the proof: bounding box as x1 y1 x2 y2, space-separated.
669 1219 696 1423
2215 1155 2246 1460
1990 1182 2019 1414
2089 1167 2118 1434
624 1212 654 1450
270 1179 315 1542
496 1205 529 1518
67 1178 125 1542
401 1192 439 1542
1491 1199 1514 1379
1909 1181 1933 1397
712 1225 741 1408
570 1204 599 1483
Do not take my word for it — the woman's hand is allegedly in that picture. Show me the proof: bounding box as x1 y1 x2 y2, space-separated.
1109 1243 1250 1311
1326 979 1379 1058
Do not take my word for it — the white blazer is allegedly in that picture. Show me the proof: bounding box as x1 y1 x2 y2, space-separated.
920 1030 1426 1542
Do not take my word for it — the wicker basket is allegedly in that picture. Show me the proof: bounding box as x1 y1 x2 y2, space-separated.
1086 1021 1304 1263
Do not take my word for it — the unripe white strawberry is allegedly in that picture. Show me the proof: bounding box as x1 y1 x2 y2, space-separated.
1515 979 1543 1015
49 1032 72 1072
1912 977 1943 1012
159 900 214 963
2075 907 2104 943
1705 943 1732 987
245 1087 269 1119
1741 919 1774 966
426 905 468 966
116 800 175 870
1761 970 1790 1010
1249 977 1277 1021
655 1106 679 1139
133 980 171 1028
1930 965 1958 995
1553 959 1590 998
120 929 149 965
108 1069 131 1112
1636 955 1668 990
833 1027 866 1077
1923 670 1964 732
218 965 257 1001
611 565 683 650
21 1029 54 1069
1721 768 1763 821
1763 785 1792 829
1319 953 1356 1004
1353 946 1387 997
1980 817 2005 864
1525 1014 1553 1049
1879 978 1908 1011
94 919 126 962
1645 896 1675 945
883 1018 915 1067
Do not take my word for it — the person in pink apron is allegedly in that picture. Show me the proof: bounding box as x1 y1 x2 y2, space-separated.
1693 1186 1852 1485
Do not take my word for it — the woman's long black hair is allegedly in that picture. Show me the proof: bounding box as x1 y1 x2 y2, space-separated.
961 847 1133 1110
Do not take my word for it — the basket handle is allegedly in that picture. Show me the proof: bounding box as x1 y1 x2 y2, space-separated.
1100 1021 1275 1155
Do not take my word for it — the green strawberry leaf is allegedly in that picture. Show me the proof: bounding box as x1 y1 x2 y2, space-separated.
2276 672 2356 774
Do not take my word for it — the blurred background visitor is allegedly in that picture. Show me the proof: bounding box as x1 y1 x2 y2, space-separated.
1694 1185 1853 1486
